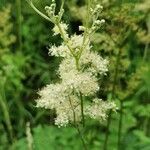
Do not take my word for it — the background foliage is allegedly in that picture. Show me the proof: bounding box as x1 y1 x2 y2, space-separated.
0 0 149 150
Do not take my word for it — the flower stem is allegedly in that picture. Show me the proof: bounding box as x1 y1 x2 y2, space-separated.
80 92 85 127
143 43 149 61
117 100 123 150
0 82 13 143
69 98 87 150
75 125 88 150
16 0 22 51
103 110 112 150
26 0 53 22
56 23 80 71
103 47 121 150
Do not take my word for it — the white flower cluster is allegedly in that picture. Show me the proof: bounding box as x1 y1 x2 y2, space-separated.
63 71 99 96
85 99 116 121
37 84 67 109
49 35 89 58
90 4 106 32
55 95 81 127
53 23 68 38
80 51 109 75
32 0 117 127
90 4 103 15
49 44 69 57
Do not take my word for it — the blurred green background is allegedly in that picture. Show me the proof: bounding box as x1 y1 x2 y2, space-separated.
0 0 149 149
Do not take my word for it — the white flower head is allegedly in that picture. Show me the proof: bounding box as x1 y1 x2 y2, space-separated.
81 51 109 75
54 95 81 127
53 22 68 38
55 112 69 127
36 83 69 109
85 99 117 121
69 35 90 53
79 26 86 31
63 71 99 96
49 44 70 57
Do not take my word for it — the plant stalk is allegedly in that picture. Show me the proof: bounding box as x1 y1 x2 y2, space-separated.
80 92 85 127
69 98 87 150
117 101 123 150
16 0 22 51
103 110 112 150
143 43 149 61
103 47 121 150
0 82 13 143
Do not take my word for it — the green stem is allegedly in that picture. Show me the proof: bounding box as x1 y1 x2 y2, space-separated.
0 82 13 143
16 0 22 51
56 23 80 70
26 0 53 22
78 0 91 60
76 125 88 150
0 97 13 142
146 118 150 136
69 98 87 150
85 0 91 28
103 110 112 150
117 101 123 150
60 0 65 11
143 43 149 61
103 48 121 150
56 23 74 55
80 92 85 127
143 117 148 136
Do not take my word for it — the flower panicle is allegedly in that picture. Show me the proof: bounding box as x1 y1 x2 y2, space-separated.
27 0 117 127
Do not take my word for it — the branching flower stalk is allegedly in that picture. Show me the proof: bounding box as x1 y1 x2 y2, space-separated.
27 0 117 148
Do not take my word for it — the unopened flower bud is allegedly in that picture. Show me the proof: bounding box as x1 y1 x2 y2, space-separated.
79 26 85 31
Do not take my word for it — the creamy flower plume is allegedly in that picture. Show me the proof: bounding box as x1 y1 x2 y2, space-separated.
32 0 117 127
